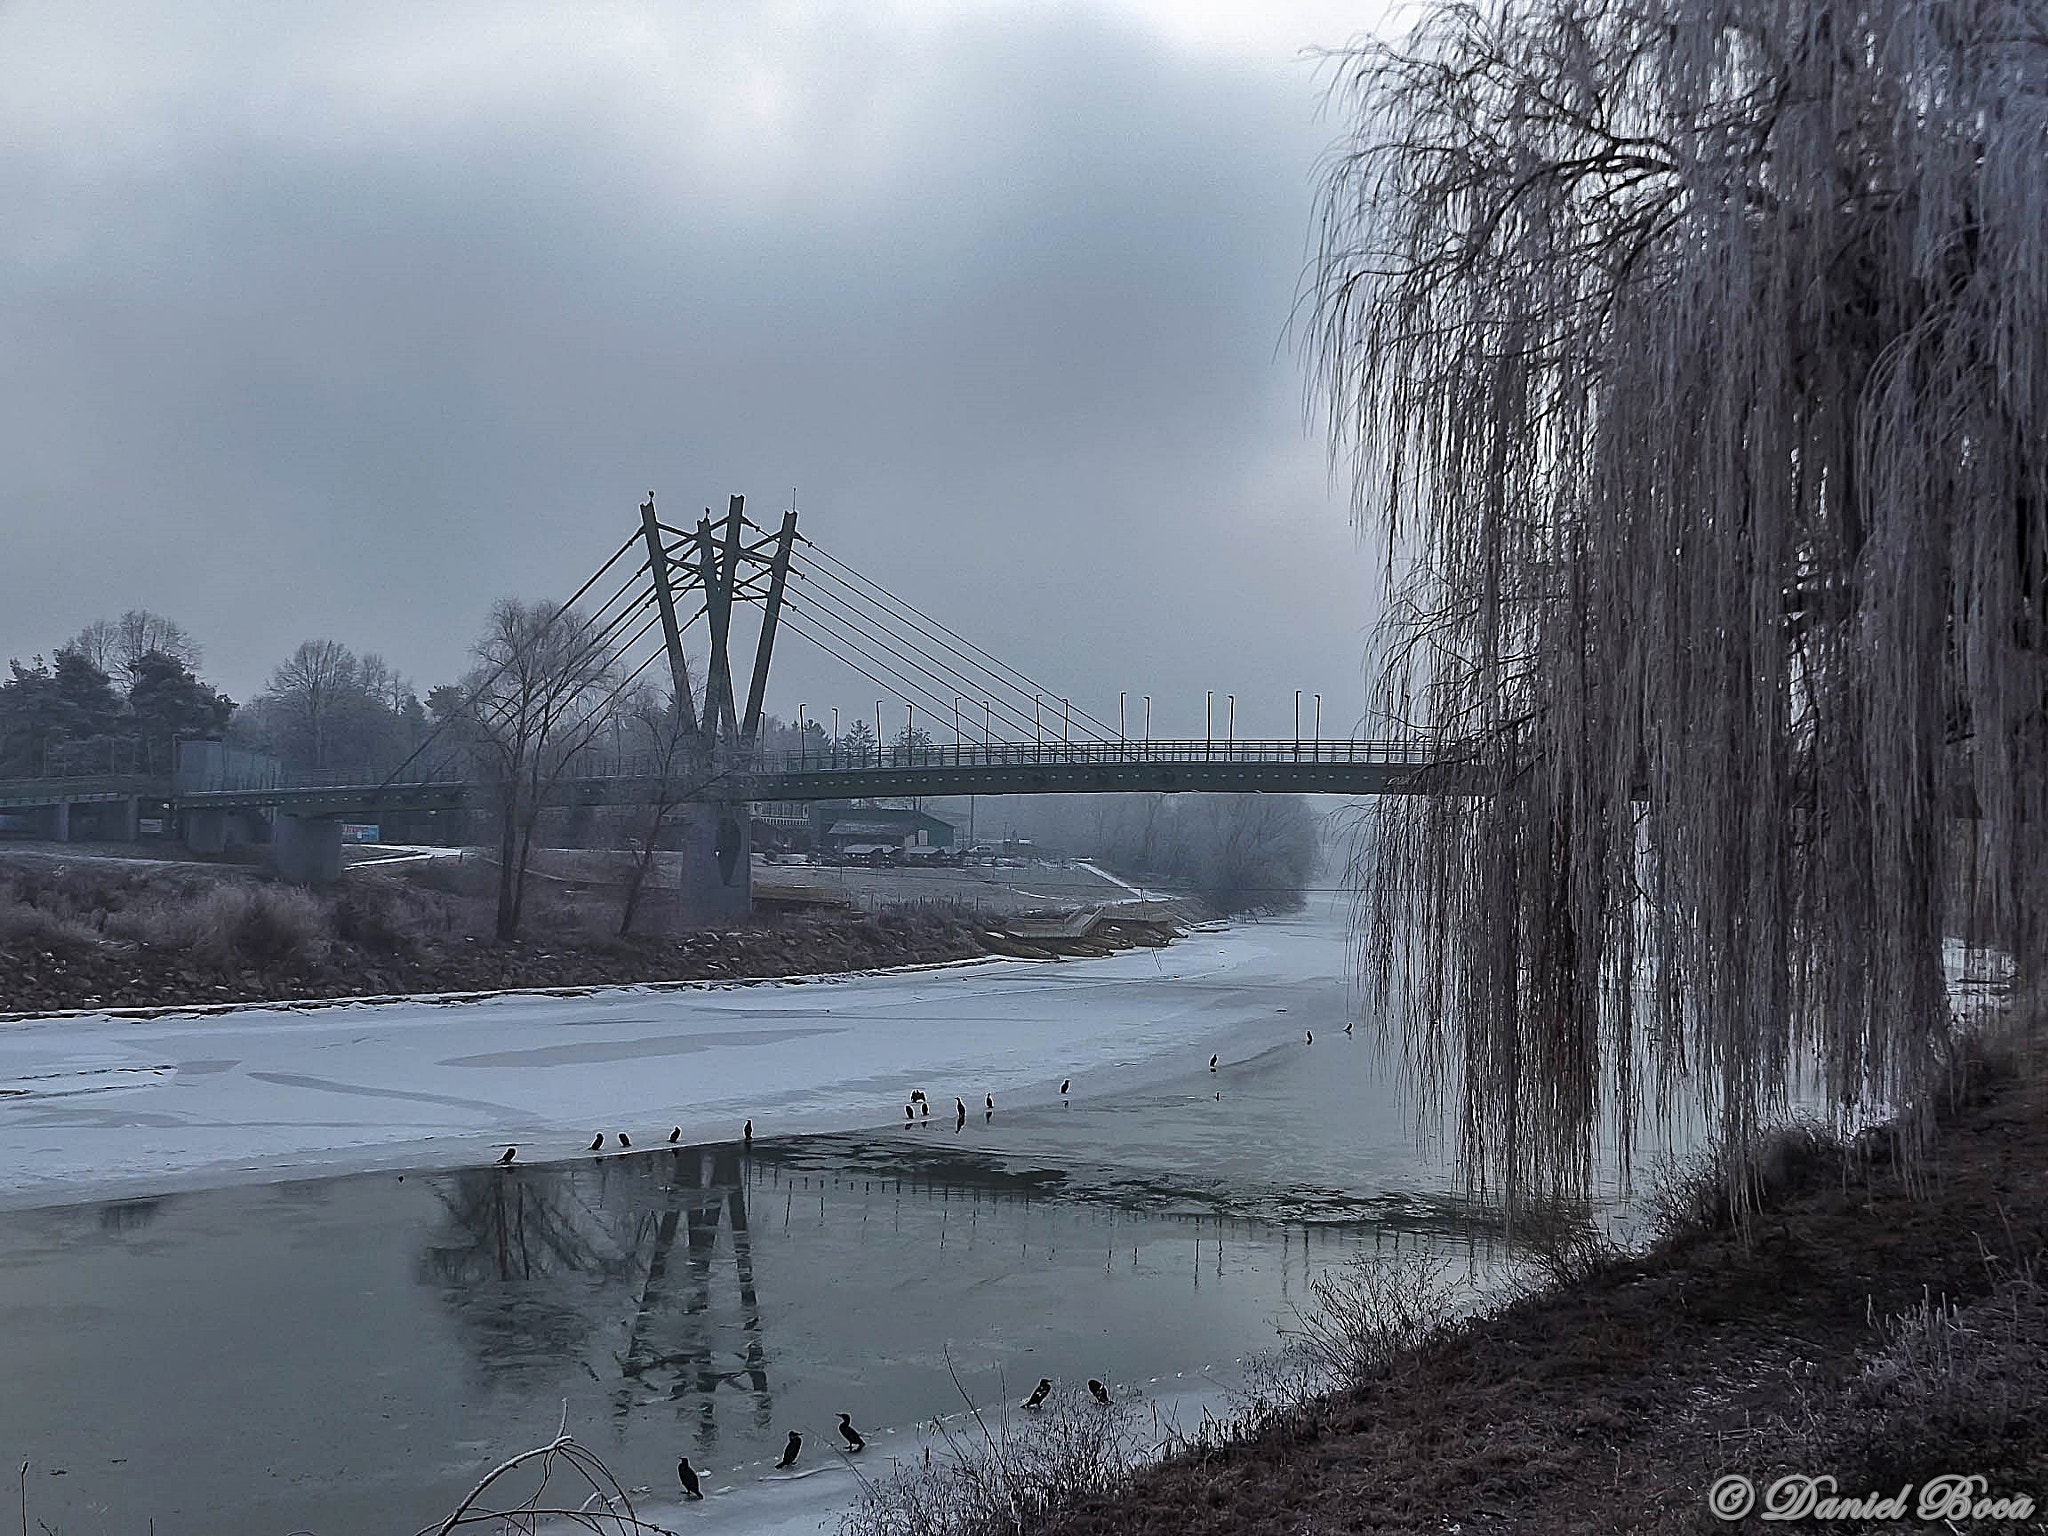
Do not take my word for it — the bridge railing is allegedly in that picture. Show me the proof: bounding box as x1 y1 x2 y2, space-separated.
749 738 1445 775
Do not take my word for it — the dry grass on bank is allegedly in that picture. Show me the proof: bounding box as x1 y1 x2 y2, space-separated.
0 853 994 1013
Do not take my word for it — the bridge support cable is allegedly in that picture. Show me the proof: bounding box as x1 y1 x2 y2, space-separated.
772 603 1032 740
775 580 1051 742
367 531 645 794
797 540 1124 742
781 558 1111 744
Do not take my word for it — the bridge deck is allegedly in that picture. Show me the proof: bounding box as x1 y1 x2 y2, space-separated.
0 740 1475 818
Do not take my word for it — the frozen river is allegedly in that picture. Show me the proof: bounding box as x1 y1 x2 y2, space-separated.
0 899 1586 1534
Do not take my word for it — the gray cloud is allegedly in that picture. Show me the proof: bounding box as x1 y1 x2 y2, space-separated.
0 1 1382 741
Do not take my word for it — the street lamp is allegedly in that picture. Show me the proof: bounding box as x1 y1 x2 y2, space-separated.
832 706 839 761
1143 694 1151 750
1206 691 1213 757
953 696 963 754
798 703 807 765
874 701 882 764
1060 697 1069 745
1294 690 1301 757
1034 695 1042 746
984 700 992 751
1227 694 1234 752
1313 693 1321 760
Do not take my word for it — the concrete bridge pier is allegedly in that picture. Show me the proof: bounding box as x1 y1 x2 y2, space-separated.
675 801 751 925
46 801 70 842
271 813 344 886
184 806 228 856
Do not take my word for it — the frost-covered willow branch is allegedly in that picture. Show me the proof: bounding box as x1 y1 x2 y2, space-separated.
1309 0 2048 1210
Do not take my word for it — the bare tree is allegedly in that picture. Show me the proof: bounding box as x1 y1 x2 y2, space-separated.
1309 0 2048 1208
616 690 705 937
463 599 623 940
258 639 356 773
68 610 201 682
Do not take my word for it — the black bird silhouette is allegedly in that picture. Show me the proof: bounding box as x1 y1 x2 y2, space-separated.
837 1413 865 1453
618 1132 631 1148
1088 1379 1112 1406
1305 1031 1314 1045
905 1104 914 1122
1060 1079 1070 1096
669 1127 682 1143
676 1457 703 1500
776 1430 801 1469
909 1090 926 1103
985 1094 994 1111
955 1098 967 1129
1023 1378 1052 1410
589 1134 604 1151
744 1119 753 1143
499 1147 516 1164
920 1100 929 1118
1345 1021 1354 1036
1209 1054 1218 1071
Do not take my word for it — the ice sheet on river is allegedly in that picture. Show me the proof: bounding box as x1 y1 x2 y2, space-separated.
0 917 1340 1210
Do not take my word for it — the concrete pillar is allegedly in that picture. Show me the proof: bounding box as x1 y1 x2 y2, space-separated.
49 801 70 842
271 813 344 885
185 806 228 856
670 801 752 927
119 797 141 842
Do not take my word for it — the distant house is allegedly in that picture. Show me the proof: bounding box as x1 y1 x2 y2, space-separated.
808 801 954 854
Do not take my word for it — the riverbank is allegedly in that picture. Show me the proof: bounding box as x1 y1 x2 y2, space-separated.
1041 1014 2048 1535
0 849 1008 1014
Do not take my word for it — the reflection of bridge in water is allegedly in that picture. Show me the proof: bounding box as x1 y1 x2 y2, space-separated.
415 1134 1516 1454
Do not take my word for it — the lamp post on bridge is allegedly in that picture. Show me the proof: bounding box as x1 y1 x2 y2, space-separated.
1034 695 1042 747
798 704 807 767
906 702 915 766
953 696 962 759
1206 692 1213 759
984 700 992 752
1119 691 1125 751
832 707 839 764
1227 694 1234 754
1143 695 1150 755
1295 690 1301 760
1061 698 1069 746
1314 694 1321 761
875 701 883 766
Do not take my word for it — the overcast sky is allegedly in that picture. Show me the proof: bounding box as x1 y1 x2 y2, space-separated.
2 0 1396 744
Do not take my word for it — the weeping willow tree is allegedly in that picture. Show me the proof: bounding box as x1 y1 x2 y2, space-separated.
1310 0 2048 1208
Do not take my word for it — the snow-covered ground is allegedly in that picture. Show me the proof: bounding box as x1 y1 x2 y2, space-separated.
0 918 1337 1213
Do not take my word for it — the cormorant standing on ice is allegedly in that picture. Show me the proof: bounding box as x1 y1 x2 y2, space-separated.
910 1090 926 1104
1023 1378 1052 1410
744 1119 753 1145
676 1457 703 1499
589 1134 604 1151
499 1147 516 1164
1345 1021 1354 1036
1305 1031 1313 1045
618 1132 631 1148
955 1098 966 1129
669 1127 682 1143
921 1100 929 1118
1209 1055 1218 1071
985 1094 994 1112
776 1430 802 1469
1088 1379 1112 1406
906 1104 914 1122
1060 1079 1070 1096
837 1413 865 1453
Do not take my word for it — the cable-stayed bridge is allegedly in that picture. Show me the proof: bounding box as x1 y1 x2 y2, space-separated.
3 494 1472 889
